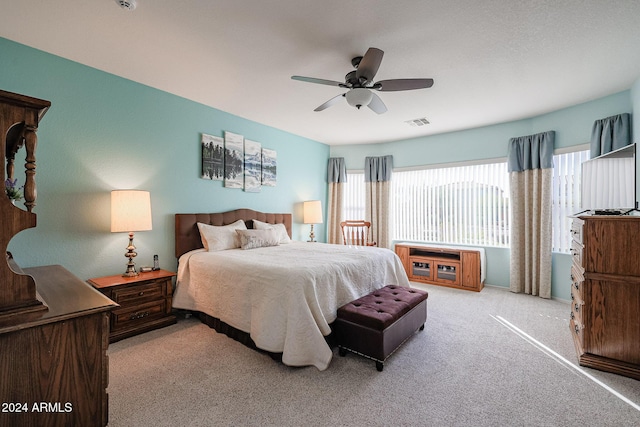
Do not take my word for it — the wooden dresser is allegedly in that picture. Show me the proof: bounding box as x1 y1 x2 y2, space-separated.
570 215 640 379
395 243 484 292
0 264 117 427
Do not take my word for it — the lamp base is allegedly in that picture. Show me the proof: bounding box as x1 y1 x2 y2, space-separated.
308 224 316 243
122 232 139 277
122 264 139 277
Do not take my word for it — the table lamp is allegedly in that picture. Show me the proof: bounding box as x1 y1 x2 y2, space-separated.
111 190 152 277
303 200 323 242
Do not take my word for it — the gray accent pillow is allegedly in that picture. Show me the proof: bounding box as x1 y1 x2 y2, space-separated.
236 229 280 250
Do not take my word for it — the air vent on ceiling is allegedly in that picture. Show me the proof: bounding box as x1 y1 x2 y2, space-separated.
115 0 137 10
405 117 430 127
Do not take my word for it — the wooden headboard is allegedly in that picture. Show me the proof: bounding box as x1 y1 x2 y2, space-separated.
175 209 292 258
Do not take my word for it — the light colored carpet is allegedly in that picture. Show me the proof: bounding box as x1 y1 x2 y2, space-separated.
107 283 640 426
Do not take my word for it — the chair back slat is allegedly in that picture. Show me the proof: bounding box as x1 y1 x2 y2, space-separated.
340 220 376 247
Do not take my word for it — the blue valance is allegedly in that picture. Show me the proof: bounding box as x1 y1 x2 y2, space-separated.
590 113 631 158
365 155 393 182
328 157 347 183
507 131 555 172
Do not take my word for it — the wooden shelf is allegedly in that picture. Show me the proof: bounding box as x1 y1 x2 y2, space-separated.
0 90 50 321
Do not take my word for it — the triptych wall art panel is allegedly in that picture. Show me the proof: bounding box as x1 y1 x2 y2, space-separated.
201 131 277 192
223 131 244 189
261 148 277 187
243 139 262 192
201 134 224 181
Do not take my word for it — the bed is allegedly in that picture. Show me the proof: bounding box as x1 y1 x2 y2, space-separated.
173 209 410 370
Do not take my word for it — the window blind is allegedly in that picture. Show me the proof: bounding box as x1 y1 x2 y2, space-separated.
342 148 588 253
390 163 510 247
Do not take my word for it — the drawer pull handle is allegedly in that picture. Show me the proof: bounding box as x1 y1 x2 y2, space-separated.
574 282 579 290
139 291 145 296
574 324 580 334
570 312 574 319
574 303 580 312
129 311 150 320
571 293 574 301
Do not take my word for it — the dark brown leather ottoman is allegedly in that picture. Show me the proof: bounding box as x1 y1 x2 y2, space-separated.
334 285 428 371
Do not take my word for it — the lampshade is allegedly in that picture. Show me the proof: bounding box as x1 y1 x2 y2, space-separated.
303 200 323 224
111 190 152 232
346 88 373 109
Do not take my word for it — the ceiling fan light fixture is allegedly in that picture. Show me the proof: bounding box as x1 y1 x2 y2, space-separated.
345 88 373 109
115 0 137 11
292 47 434 113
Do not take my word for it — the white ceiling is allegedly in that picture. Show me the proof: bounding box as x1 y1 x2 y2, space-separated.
2 1 640 146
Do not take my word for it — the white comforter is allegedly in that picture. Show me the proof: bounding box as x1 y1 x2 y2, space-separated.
173 242 410 370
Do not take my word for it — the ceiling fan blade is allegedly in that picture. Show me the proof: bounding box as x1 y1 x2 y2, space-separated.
356 48 384 82
367 92 387 114
291 75 346 87
314 93 346 112
374 78 434 91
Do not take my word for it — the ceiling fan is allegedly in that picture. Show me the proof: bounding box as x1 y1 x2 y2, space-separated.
291 47 434 114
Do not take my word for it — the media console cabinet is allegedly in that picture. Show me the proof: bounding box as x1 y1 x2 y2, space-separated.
394 243 484 292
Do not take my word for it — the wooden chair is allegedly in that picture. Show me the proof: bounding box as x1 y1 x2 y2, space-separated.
340 220 377 246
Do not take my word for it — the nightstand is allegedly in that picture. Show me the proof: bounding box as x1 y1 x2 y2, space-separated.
88 269 177 342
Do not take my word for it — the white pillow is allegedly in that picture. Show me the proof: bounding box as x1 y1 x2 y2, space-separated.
236 229 280 250
197 220 247 251
252 219 292 244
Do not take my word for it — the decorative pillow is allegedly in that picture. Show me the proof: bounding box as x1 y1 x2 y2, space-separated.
236 229 280 250
197 220 247 251
252 219 292 244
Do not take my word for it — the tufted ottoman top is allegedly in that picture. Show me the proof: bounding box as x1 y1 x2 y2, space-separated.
337 285 428 330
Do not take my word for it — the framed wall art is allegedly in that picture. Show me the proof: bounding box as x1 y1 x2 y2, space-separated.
201 133 224 180
261 148 277 187
244 139 262 192
224 131 244 189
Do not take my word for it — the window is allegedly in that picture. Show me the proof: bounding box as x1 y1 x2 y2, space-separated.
391 162 510 247
551 149 590 252
342 171 366 221
341 148 588 253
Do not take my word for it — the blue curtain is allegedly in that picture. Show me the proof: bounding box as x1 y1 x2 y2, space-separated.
507 130 555 299
590 113 631 158
364 155 393 182
507 131 555 172
328 157 347 183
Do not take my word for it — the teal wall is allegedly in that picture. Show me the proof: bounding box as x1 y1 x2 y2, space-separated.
1 37 329 280
331 91 635 301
